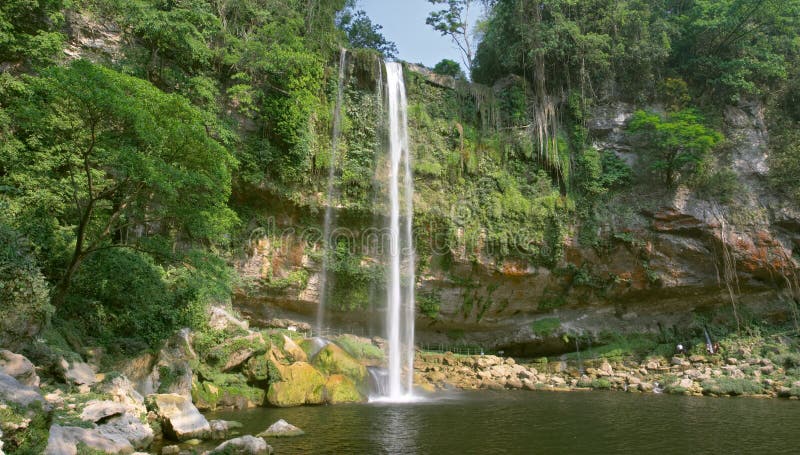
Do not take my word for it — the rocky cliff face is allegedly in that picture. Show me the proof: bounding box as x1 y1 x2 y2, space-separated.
234 67 799 356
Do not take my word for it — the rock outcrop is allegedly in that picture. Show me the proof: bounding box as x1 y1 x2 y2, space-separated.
147 394 210 441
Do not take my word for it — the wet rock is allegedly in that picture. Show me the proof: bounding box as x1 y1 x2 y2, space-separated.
147 393 210 441
258 419 305 438
161 445 180 455
209 420 243 440
0 372 43 407
324 374 365 404
0 351 40 388
209 436 272 455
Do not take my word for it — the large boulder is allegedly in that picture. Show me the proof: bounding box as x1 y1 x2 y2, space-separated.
80 400 138 423
324 374 365 404
257 419 304 438
45 424 133 455
209 436 271 455
0 351 40 388
0 372 44 407
312 343 367 387
97 414 154 451
265 362 325 407
192 377 265 411
146 394 210 441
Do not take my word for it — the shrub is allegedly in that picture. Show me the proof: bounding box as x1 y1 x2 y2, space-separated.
701 377 764 396
0 223 53 349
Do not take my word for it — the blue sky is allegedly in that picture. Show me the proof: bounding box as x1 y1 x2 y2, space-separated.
357 0 480 73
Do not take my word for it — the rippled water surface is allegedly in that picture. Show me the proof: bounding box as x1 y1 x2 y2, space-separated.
205 390 800 454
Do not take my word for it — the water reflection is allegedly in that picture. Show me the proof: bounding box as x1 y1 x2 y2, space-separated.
374 405 420 455
204 391 800 455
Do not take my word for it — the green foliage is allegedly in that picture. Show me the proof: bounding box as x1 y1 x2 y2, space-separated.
3 60 237 306
338 9 397 58
64 248 226 351
0 222 53 347
0 401 50 454
432 59 465 79
418 290 443 319
627 109 723 185
701 377 764 396
0 0 65 67
333 335 384 361
768 121 800 201
426 0 477 68
531 318 561 337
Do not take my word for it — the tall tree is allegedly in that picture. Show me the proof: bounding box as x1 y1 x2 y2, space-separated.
426 0 479 69
3 60 238 305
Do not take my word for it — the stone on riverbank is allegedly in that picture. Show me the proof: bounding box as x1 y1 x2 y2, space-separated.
258 419 304 438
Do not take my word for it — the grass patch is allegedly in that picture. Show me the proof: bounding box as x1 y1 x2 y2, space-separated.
531 318 561 337
701 377 764 396
334 335 384 361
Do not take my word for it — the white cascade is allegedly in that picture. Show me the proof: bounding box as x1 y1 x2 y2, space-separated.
384 61 416 400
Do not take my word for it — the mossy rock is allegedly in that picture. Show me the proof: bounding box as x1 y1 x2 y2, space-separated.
333 335 384 363
192 376 265 410
324 374 366 404
265 362 326 407
242 353 281 386
0 402 52 454
312 343 367 388
281 335 308 363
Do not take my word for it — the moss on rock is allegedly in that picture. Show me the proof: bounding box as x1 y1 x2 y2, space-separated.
265 362 326 407
312 343 367 388
324 374 366 404
192 375 265 410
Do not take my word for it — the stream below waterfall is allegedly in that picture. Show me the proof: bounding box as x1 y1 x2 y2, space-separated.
196 390 800 454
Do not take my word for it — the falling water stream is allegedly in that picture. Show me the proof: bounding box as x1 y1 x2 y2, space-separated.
317 48 347 332
384 61 415 400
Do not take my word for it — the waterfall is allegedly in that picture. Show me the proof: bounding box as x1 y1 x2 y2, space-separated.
384 62 416 400
317 48 347 332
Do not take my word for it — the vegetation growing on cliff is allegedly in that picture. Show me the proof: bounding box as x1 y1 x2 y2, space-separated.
1 0 799 352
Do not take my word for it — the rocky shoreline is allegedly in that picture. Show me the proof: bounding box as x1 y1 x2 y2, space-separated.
415 346 800 399
2 307 799 454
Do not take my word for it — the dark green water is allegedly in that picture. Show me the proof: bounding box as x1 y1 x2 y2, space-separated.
204 391 800 454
